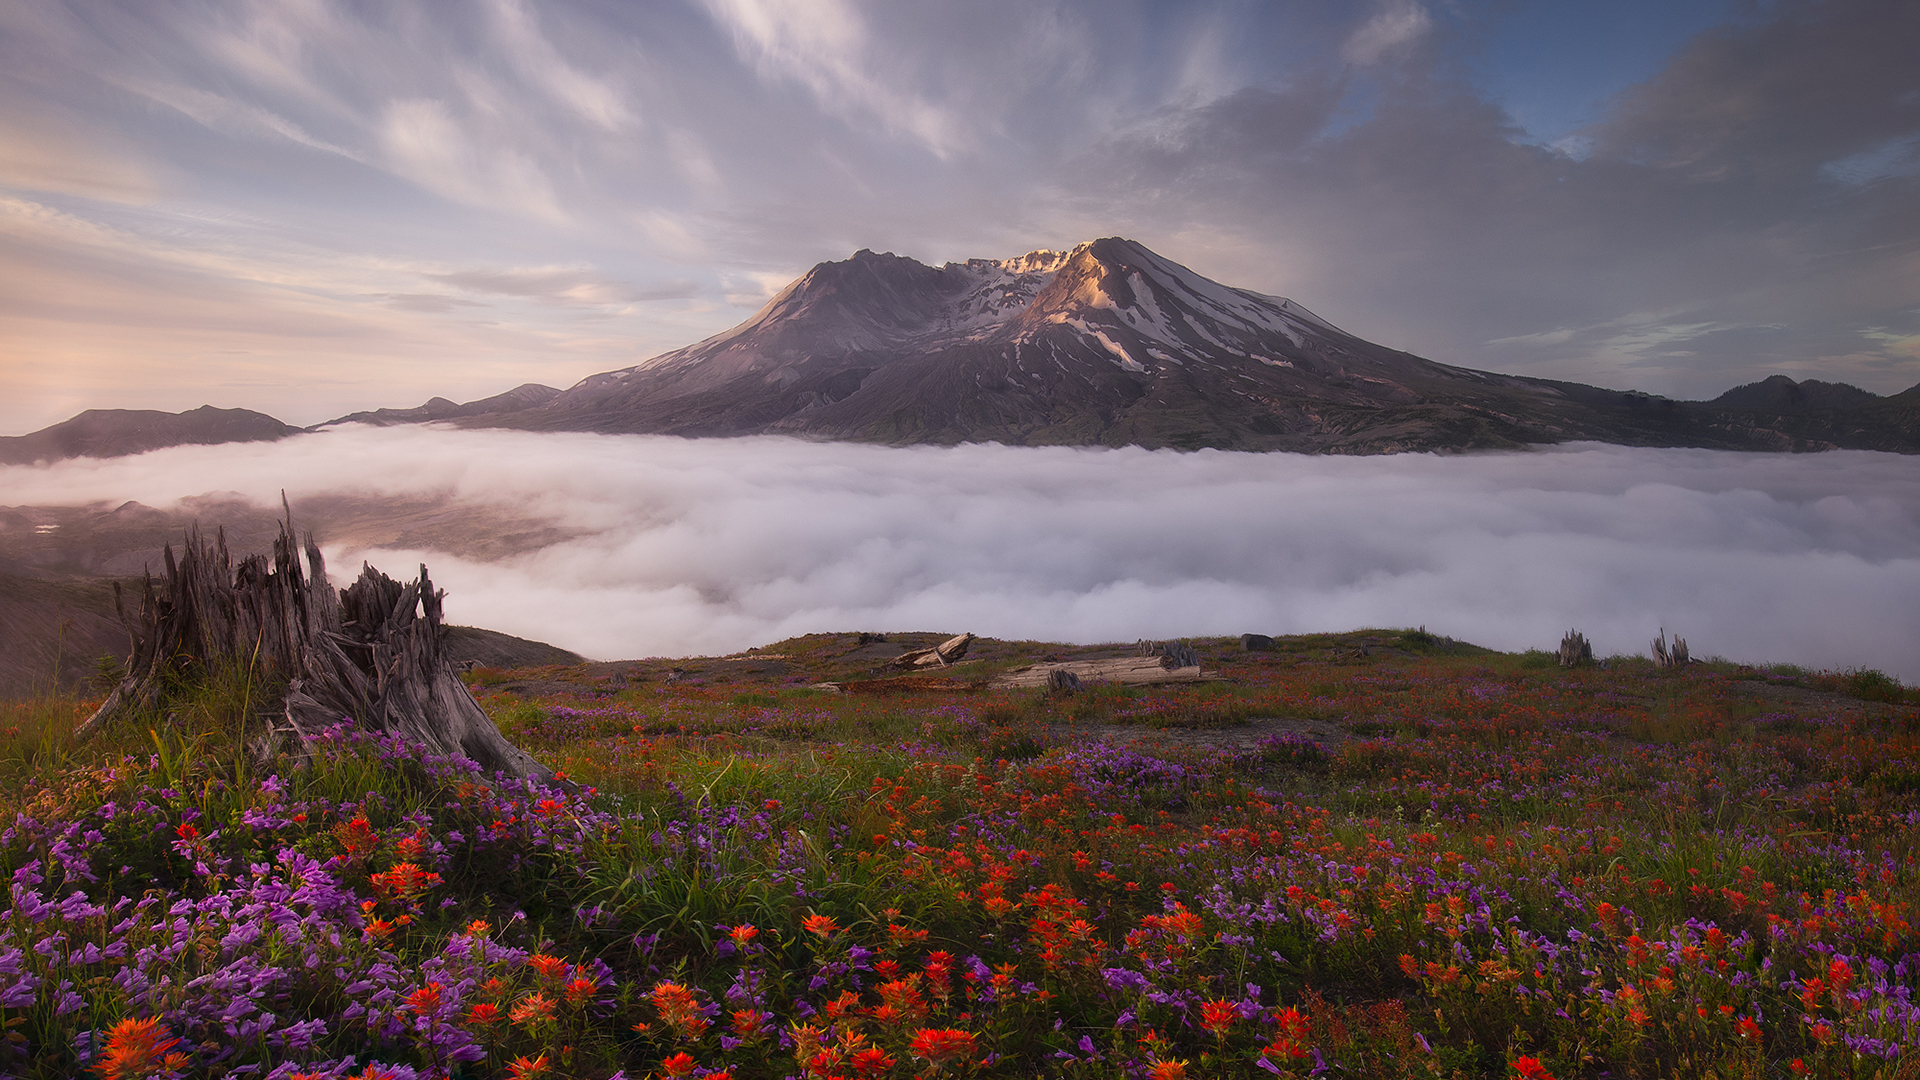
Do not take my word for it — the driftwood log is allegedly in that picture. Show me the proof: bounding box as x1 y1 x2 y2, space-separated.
892 632 975 669
78 518 550 782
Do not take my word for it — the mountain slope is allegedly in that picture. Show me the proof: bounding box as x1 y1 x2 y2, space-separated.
319 383 561 428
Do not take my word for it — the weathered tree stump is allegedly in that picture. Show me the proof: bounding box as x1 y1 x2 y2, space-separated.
1652 629 1690 669
1558 629 1593 668
78 517 550 782
1137 639 1200 669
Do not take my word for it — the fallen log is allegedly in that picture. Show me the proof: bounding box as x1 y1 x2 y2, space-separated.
988 656 1214 690
78 514 549 782
891 632 975 669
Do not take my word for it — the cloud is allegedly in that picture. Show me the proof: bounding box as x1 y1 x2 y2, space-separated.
425 267 702 305
3 429 1915 680
699 0 965 156
0 108 161 203
379 98 566 223
381 293 486 314
1076 0 1920 398
1342 2 1432 66
487 0 633 132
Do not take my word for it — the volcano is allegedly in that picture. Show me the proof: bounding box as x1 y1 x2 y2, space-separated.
485 237 1914 453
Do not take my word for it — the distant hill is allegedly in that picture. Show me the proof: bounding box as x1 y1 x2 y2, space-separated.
0 406 296 465
317 383 561 428
0 567 129 697
444 626 584 669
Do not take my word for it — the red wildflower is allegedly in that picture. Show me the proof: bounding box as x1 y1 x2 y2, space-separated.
525 953 569 980
1147 1058 1188 1080
565 976 598 1006
334 816 377 855
909 1028 978 1068
1198 998 1238 1037
368 862 441 902
506 1054 549 1080
651 980 709 1038
1736 1015 1762 1041
1265 1005 1311 1061
1828 958 1854 990
405 982 443 1015
660 1052 698 1078
728 923 760 945
1512 1057 1557 1080
465 1002 502 1027
848 1047 897 1077
509 992 555 1027
94 1017 189 1080
802 913 840 937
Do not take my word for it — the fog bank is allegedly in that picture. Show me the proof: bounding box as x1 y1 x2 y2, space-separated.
5 428 1917 679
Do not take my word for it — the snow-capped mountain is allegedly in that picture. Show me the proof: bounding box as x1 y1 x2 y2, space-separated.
469 237 1917 453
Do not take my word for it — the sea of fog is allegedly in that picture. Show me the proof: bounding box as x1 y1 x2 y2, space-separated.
5 426 1918 680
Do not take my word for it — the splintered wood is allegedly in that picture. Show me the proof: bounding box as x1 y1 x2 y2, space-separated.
988 656 1212 690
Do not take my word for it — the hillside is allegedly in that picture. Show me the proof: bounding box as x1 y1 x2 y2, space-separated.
1 630 1914 1076
0 405 296 465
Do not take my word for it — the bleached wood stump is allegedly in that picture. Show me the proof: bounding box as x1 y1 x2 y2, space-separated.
77 516 549 782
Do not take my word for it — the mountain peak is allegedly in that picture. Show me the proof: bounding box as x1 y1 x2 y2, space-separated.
485 239 1919 454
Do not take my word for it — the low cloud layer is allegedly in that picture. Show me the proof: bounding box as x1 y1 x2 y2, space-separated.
5 429 1917 680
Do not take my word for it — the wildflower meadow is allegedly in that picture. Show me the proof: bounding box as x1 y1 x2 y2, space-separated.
3 629 1919 1078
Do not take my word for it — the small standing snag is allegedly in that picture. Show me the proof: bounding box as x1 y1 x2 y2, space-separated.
1138 639 1200 668
78 519 550 783
1558 629 1593 668
1652 629 1690 669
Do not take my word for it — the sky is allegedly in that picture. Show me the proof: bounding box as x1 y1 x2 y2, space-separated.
5 429 1916 677
2 0 1918 435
